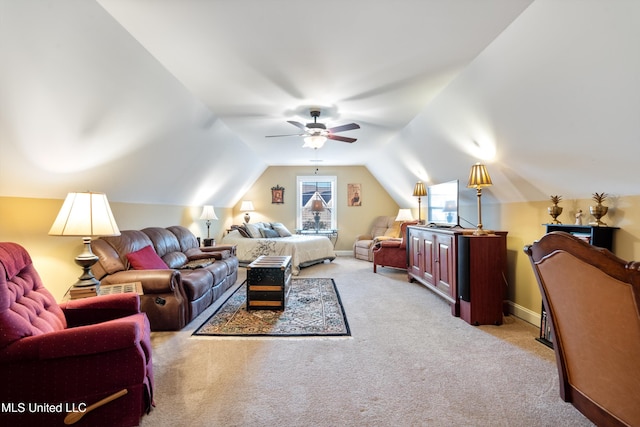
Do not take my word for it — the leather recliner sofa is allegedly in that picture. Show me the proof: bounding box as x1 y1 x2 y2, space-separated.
91 225 238 331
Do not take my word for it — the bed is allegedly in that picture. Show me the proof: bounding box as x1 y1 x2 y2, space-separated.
221 228 336 275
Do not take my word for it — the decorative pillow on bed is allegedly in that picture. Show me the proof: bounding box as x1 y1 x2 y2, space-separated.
244 223 263 238
260 227 280 238
126 245 169 270
233 225 251 238
271 222 292 237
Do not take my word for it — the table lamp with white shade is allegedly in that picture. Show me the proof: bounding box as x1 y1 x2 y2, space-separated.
49 192 120 288
199 205 218 246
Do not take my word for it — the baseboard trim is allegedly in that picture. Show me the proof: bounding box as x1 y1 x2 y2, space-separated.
335 250 353 257
506 301 540 327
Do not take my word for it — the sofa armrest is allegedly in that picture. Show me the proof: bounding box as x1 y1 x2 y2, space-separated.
372 236 400 245
99 269 180 294
374 239 403 249
1 321 141 362
201 244 236 256
60 293 140 327
185 247 232 260
354 234 373 242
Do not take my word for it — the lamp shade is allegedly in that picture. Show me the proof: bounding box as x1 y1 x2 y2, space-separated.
442 200 457 212
413 181 427 197
467 163 493 188
199 205 218 220
311 198 325 212
240 200 255 212
49 192 120 237
395 208 414 222
302 135 327 149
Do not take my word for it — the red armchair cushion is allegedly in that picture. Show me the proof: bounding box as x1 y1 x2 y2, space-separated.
126 245 168 270
0 244 67 350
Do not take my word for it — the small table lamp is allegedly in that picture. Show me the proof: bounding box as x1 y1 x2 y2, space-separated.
467 163 493 235
49 192 120 288
395 208 414 222
200 205 218 246
442 200 457 224
310 193 325 232
240 200 255 223
413 181 427 224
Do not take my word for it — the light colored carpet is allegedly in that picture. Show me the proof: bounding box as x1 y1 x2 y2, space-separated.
141 256 593 427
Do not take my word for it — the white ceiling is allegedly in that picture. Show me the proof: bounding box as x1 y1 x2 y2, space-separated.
96 0 533 166
1 0 639 209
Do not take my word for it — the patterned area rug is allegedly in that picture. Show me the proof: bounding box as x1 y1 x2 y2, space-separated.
193 278 350 337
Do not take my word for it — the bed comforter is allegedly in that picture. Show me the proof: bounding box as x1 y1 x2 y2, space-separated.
221 229 336 275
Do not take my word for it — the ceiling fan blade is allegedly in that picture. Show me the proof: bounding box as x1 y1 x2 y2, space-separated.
287 121 307 130
328 123 360 133
328 134 357 143
265 133 306 138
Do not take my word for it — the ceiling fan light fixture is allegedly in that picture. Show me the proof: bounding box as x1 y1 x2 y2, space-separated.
303 135 327 149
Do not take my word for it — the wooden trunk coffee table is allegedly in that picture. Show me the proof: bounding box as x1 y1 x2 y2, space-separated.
246 255 292 310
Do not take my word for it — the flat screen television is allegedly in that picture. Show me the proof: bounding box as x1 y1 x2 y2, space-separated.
427 180 459 226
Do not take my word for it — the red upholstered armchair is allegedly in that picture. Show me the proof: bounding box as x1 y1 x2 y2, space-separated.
0 242 154 427
372 222 418 273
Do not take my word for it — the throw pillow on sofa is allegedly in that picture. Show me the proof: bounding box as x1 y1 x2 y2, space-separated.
126 245 169 270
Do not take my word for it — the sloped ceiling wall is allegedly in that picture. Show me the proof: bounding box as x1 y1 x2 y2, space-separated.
1 1 638 210
374 0 640 209
0 0 267 207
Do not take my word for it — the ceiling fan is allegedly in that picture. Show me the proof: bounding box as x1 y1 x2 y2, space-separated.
266 109 360 149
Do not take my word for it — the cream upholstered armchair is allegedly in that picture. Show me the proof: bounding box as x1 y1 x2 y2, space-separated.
353 216 402 261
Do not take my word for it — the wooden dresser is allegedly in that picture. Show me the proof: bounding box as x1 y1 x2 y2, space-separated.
406 226 507 325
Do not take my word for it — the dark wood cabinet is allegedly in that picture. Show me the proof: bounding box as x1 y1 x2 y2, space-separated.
407 226 507 324
544 224 618 250
458 234 507 326
408 227 459 315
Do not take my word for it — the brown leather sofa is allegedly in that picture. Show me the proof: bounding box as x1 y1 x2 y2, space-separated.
91 225 238 331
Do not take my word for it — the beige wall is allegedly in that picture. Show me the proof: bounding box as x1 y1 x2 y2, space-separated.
481 194 640 323
229 166 400 252
0 196 233 300
3 189 639 326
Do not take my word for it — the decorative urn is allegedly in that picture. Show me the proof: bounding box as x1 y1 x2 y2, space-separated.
548 195 563 224
589 192 608 226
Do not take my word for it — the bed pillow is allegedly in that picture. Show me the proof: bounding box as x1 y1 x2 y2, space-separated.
244 223 263 238
126 245 169 270
271 222 292 237
232 225 251 238
260 227 280 238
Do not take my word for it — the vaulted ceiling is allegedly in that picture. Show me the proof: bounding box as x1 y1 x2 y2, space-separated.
1 1 638 209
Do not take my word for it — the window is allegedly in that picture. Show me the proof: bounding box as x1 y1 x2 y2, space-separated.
296 176 337 231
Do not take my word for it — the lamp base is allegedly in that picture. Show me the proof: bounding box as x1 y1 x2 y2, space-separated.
244 213 251 223
73 237 100 287
473 228 489 236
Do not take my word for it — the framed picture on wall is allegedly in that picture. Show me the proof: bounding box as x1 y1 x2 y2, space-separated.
348 183 362 206
271 185 285 204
